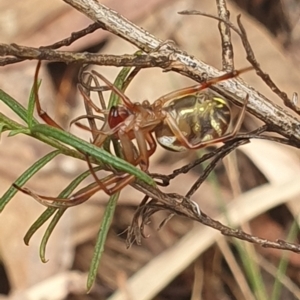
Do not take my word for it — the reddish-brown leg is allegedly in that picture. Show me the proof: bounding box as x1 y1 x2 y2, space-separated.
13 171 134 208
145 132 157 157
13 181 102 207
77 70 108 142
155 66 253 106
114 124 158 171
86 154 135 195
78 84 107 114
34 61 64 129
118 129 137 165
131 129 158 171
91 70 138 112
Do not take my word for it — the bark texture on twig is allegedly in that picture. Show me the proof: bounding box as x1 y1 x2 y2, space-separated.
216 0 234 70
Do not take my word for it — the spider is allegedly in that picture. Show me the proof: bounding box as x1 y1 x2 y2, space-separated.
13 62 252 207
78 66 252 171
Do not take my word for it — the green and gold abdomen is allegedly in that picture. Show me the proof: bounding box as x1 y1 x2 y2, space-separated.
155 91 231 151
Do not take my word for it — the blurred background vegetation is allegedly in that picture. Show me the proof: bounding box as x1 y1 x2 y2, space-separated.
1 0 300 299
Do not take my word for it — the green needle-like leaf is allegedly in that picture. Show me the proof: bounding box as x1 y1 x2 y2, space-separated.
108 51 142 109
39 208 65 263
27 79 41 128
108 66 132 108
0 150 60 212
0 112 25 131
105 66 137 154
0 111 81 161
24 167 102 246
8 128 31 136
24 208 57 245
32 124 155 186
0 123 7 136
0 89 39 125
87 192 119 292
39 167 102 262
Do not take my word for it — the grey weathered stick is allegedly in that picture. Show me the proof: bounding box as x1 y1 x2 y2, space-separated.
63 0 161 52
0 43 169 67
216 0 234 70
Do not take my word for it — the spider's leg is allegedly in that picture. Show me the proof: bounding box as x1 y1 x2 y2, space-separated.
133 126 150 171
86 154 135 195
155 66 253 106
78 83 107 114
34 61 63 129
118 129 136 165
91 70 137 111
145 132 157 157
13 172 133 208
13 181 101 208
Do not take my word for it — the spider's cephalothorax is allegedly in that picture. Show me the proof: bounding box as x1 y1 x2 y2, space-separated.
155 91 231 152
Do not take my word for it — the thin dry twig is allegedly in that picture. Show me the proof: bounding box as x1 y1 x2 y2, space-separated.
179 10 300 115
185 139 250 198
150 124 300 186
132 180 300 253
0 43 170 68
0 23 101 66
216 0 234 70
